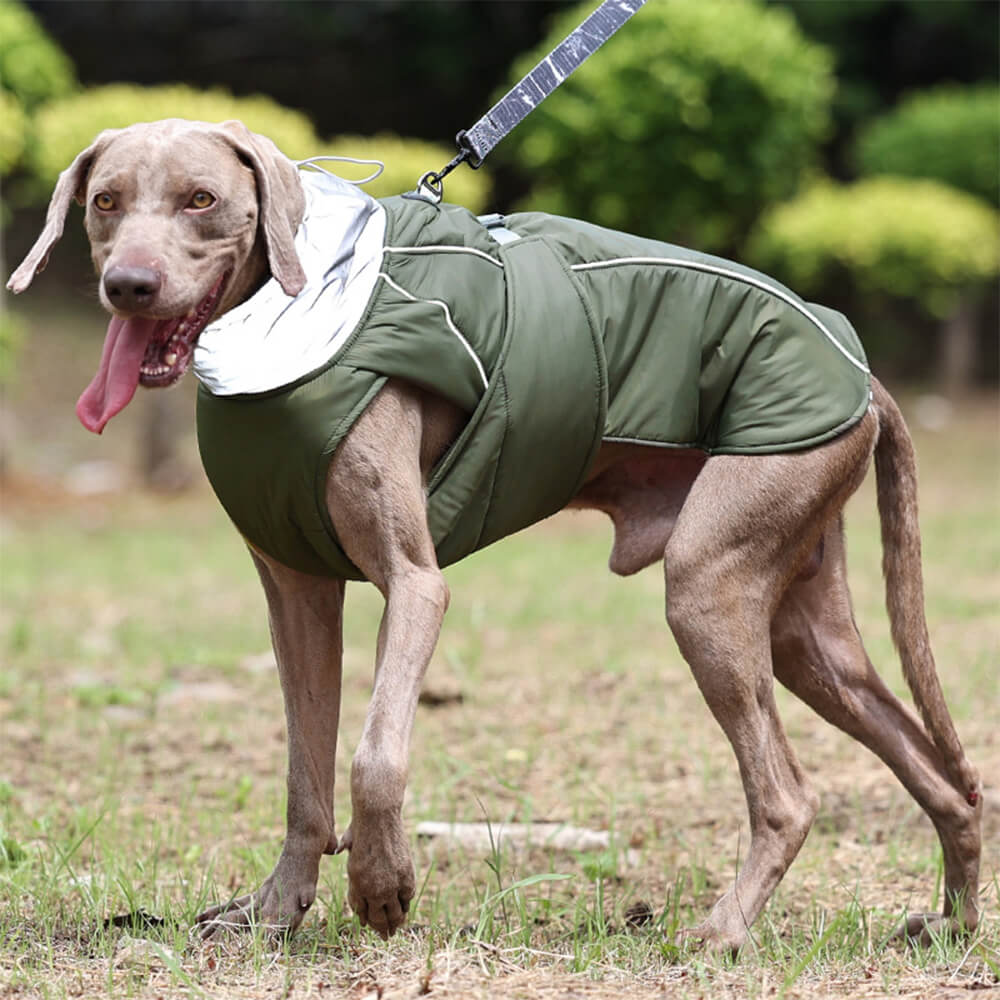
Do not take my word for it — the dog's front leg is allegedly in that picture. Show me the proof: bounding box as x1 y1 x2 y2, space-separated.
197 550 345 940
341 564 448 937
328 388 450 938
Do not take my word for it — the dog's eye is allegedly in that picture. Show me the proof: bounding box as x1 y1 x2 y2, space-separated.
93 193 116 211
189 191 216 210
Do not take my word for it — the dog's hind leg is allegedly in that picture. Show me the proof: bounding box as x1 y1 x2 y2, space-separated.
663 414 877 952
197 553 345 940
771 516 981 944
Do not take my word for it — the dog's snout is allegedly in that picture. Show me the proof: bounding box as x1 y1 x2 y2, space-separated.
103 265 162 311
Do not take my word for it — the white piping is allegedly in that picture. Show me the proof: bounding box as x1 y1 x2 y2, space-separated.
602 435 699 449
572 257 871 374
377 272 489 390
385 244 504 268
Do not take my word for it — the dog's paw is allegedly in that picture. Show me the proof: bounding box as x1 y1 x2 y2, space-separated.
194 859 319 942
345 817 415 938
677 893 754 956
676 920 745 957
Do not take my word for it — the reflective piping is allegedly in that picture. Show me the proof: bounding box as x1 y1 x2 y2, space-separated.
376 272 490 390
602 435 700 449
384 244 504 268
572 257 871 375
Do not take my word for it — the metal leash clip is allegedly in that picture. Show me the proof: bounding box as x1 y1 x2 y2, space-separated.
410 144 472 205
413 170 446 205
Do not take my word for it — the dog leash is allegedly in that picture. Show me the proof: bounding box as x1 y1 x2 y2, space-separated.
414 0 647 204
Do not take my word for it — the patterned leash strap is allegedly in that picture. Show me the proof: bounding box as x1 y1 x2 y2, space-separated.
417 0 647 203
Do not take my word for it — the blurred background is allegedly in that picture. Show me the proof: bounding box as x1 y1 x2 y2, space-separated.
0 0 997 490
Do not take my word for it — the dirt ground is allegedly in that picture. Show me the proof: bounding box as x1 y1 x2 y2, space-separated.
0 305 997 998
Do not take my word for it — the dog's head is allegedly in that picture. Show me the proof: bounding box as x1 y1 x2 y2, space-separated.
7 119 306 433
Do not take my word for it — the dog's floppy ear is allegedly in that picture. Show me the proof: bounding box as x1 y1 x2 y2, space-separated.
6 130 119 294
216 120 307 297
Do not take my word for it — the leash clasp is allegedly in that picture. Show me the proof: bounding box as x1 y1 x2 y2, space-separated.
414 170 445 205
411 145 472 205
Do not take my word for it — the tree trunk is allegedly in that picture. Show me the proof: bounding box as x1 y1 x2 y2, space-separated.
940 297 979 397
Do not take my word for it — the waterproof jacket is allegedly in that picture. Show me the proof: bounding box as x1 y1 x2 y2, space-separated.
197 196 871 579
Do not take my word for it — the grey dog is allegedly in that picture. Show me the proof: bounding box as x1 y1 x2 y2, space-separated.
8 119 981 950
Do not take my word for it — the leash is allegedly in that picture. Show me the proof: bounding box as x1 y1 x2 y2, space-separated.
415 0 647 204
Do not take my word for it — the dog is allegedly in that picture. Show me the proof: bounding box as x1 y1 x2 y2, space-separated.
8 119 981 951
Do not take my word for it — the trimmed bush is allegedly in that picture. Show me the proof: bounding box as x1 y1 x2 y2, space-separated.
498 0 833 252
746 177 1000 317
0 89 26 175
856 85 1000 206
31 84 319 185
0 0 75 108
30 84 492 212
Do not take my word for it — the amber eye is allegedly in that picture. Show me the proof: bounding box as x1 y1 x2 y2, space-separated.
189 191 215 209
93 192 115 211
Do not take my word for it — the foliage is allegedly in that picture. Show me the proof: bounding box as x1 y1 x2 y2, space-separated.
498 0 834 252
0 88 26 175
22 1 569 149
30 84 319 186
746 177 1000 317
0 0 75 109
856 85 1000 206
29 84 491 211
775 0 999 141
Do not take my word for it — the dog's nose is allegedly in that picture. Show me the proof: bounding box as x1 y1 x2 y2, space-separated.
103 265 162 311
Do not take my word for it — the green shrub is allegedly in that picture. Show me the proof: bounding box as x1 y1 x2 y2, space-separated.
30 84 491 211
746 177 1000 317
856 85 1000 206
498 0 833 252
0 0 75 108
0 89 25 175
313 134 492 212
31 84 319 186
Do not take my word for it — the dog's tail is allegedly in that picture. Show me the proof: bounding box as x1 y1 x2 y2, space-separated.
872 378 980 805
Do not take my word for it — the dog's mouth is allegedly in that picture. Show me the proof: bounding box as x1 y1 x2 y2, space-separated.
76 274 227 434
138 278 225 387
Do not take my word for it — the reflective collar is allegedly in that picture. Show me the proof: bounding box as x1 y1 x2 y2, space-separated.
193 167 386 395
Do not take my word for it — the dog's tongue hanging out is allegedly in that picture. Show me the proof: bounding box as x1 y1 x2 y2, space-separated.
76 316 160 434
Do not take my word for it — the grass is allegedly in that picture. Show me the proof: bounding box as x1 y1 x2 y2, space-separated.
0 308 997 997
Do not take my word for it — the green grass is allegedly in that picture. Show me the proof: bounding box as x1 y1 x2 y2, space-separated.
0 312 997 996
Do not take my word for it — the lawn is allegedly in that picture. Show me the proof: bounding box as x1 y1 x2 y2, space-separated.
1 306 997 998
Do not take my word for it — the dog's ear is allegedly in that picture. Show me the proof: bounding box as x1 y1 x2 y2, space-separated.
216 120 307 297
6 130 119 294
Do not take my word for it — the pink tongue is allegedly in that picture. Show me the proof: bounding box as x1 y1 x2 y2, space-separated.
76 316 160 434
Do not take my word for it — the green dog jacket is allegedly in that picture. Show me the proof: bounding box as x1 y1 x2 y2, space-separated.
197 195 871 580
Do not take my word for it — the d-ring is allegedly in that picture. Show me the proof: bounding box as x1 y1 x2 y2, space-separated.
415 170 444 205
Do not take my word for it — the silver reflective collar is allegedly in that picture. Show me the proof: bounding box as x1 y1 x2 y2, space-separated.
193 167 386 395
